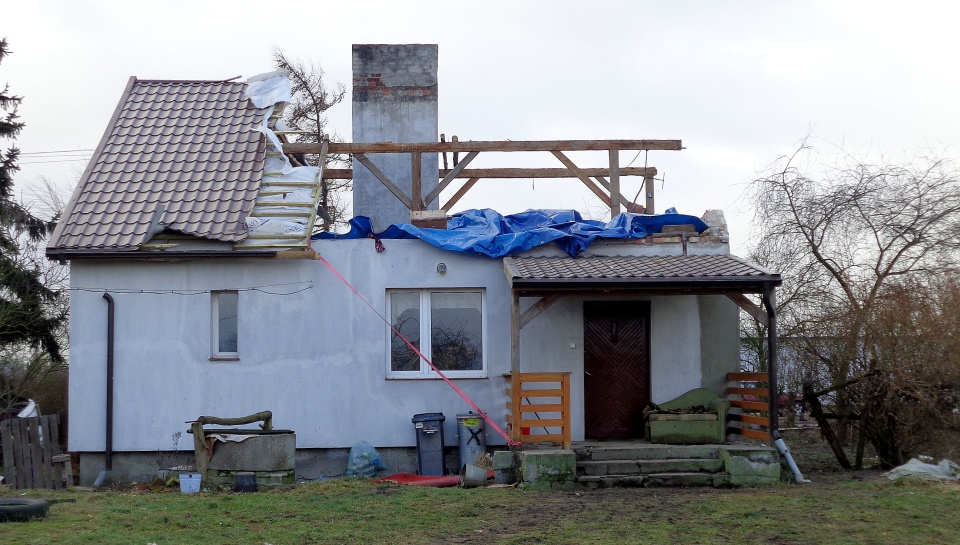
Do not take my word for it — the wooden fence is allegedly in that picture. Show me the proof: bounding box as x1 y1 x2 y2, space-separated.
726 372 772 440
1 415 72 489
505 372 572 448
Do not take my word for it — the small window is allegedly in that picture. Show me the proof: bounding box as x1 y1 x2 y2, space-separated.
388 290 485 378
211 291 238 359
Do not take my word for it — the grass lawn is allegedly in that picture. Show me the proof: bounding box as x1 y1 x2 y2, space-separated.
1 473 958 545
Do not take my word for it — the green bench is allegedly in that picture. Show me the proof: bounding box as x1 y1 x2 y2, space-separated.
645 388 730 444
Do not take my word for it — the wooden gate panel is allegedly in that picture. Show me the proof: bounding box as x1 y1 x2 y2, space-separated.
0 415 66 489
584 302 651 439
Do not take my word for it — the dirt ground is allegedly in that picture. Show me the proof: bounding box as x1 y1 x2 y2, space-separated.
439 429 893 545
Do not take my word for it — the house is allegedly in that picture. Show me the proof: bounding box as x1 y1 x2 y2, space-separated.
48 45 782 485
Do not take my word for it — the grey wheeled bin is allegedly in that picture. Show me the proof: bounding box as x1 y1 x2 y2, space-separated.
411 413 446 475
457 412 487 470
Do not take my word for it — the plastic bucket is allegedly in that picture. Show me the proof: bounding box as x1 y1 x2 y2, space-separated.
460 463 488 488
179 473 202 494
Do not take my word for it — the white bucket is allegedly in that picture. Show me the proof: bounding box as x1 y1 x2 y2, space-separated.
179 473 202 494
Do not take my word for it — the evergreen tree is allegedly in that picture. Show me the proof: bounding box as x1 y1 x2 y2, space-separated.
0 38 64 363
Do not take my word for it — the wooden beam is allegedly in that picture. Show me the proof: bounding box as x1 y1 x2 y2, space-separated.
519 294 562 329
724 292 768 327
609 149 621 218
644 175 655 214
551 150 612 207
592 175 633 209
411 151 422 211
511 291 520 376
286 139 683 155
322 166 658 180
442 177 480 210
423 150 479 205
352 153 413 210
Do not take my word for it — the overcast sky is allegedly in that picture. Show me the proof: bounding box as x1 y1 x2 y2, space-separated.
6 1 959 251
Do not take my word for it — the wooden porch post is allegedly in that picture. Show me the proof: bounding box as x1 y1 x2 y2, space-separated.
644 175 655 214
510 291 521 442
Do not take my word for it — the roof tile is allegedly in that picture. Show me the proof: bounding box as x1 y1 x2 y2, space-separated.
50 79 267 250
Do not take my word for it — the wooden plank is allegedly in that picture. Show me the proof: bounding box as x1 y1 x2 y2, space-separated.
248 211 313 218
39 416 55 489
1 420 15 488
442 177 479 211
728 413 771 427
518 403 564 413
551 150 612 207
510 292 520 378
731 427 771 441
643 175 654 214
516 389 562 398
510 362 522 444
591 175 634 209
324 166 659 180
27 417 44 489
423 150 479 205
728 372 769 382
244 233 308 239
609 149 621 217
519 418 565 428
724 292 768 327
730 400 770 412
14 418 29 489
519 294 562 329
49 415 64 489
728 387 770 396
516 372 570 382
353 153 413 209
290 139 685 155
410 151 422 210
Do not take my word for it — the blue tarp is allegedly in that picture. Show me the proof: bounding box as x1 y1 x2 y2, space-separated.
312 208 709 258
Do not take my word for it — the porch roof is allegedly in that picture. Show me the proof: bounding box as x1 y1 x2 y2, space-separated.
503 254 781 295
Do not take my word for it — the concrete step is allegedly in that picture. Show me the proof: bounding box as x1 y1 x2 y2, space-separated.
574 443 721 462
578 457 724 477
579 472 717 489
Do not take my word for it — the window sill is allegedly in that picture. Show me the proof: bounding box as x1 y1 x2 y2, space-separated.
209 355 240 362
386 374 488 381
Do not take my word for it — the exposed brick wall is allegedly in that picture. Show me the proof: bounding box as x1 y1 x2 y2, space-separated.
352 44 438 103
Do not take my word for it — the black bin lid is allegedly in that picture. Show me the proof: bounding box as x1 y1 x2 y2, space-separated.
411 412 445 423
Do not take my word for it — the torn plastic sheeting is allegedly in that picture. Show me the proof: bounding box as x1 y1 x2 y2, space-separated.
883 458 960 481
245 69 293 108
207 434 254 444
313 208 710 258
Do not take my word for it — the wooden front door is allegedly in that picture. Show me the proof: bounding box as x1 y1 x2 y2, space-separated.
583 301 651 439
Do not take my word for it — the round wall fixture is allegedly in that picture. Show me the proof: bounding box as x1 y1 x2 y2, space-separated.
437 263 447 274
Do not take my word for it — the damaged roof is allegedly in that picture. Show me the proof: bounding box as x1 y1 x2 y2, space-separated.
47 78 267 255
504 254 781 292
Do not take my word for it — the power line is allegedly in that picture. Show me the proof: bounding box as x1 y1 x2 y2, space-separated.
19 148 95 156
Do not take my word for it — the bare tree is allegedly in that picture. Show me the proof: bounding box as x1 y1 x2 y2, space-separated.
747 142 960 467
273 49 349 232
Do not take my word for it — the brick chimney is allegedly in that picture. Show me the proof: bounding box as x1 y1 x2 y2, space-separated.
352 44 439 230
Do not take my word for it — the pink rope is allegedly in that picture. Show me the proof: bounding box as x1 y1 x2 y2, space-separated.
316 254 519 447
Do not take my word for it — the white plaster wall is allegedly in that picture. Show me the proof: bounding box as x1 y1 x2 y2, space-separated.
68 238 723 452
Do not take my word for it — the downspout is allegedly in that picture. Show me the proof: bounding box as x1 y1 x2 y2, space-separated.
762 286 808 483
94 292 115 486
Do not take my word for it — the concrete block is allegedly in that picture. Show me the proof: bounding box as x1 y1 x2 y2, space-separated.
644 472 714 487
520 449 576 485
720 446 781 479
207 433 296 472
640 458 723 474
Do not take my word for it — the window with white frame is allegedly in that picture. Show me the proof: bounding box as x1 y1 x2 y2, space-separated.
211 291 239 359
387 290 485 378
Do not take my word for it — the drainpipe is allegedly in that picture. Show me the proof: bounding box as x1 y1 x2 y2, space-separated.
94 292 115 486
762 286 808 483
